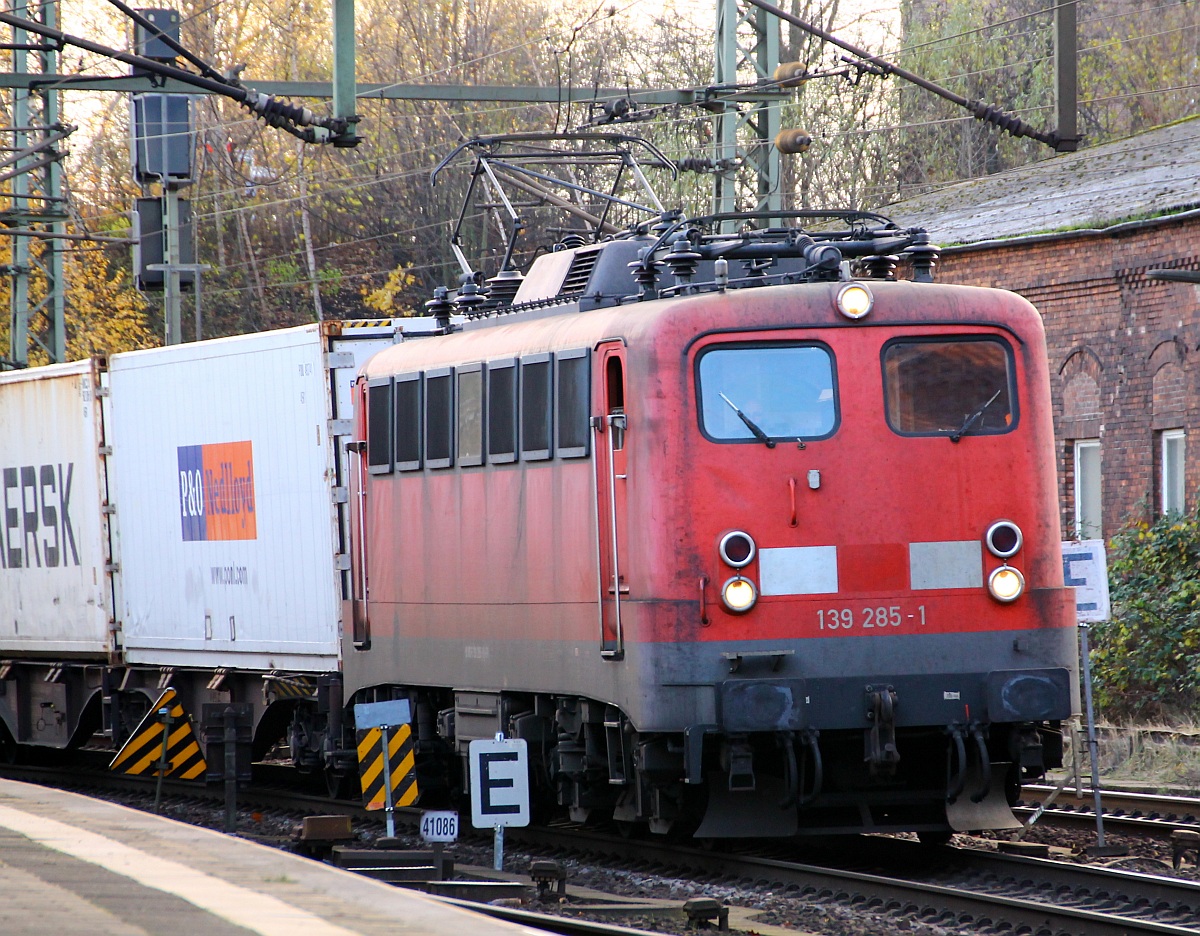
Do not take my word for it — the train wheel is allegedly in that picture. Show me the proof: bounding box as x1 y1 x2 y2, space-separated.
917 830 953 847
325 767 358 800
1005 764 1022 806
0 729 17 765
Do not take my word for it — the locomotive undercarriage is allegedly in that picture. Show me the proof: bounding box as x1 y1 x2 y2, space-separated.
342 683 1063 839
0 660 1062 838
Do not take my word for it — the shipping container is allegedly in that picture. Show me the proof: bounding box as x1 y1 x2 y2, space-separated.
0 358 115 657
104 322 400 672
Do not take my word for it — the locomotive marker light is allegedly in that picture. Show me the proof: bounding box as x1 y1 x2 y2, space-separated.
985 520 1023 559
718 530 756 568
835 282 873 320
721 575 758 613
986 521 1025 602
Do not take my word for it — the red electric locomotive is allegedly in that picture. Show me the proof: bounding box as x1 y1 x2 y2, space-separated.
340 134 1078 839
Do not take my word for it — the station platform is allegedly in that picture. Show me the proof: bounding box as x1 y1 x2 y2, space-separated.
0 778 538 936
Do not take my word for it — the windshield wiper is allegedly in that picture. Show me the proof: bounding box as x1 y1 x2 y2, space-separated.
719 392 776 448
949 388 1002 443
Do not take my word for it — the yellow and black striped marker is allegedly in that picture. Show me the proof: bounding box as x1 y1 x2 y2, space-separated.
356 723 418 811
110 688 207 780
264 675 317 701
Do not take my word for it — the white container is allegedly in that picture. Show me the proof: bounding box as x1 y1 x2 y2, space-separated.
0 359 116 656
104 322 398 672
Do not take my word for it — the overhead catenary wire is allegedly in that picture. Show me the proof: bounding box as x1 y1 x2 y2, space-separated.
739 0 1068 149
67 45 1196 242
0 47 1153 327
46 0 1200 296
0 7 350 143
180 81 1200 289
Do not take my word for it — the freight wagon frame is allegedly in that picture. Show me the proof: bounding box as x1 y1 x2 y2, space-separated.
0 321 423 785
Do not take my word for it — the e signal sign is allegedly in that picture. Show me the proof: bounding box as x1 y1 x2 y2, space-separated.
109 687 207 780
469 737 530 829
356 722 418 812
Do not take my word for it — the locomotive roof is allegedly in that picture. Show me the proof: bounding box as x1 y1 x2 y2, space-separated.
362 279 1043 379
423 134 949 325
389 132 1044 371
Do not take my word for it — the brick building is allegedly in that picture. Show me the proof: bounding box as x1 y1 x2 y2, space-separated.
888 117 1200 541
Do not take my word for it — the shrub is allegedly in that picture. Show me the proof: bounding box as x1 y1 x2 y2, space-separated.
1091 506 1200 719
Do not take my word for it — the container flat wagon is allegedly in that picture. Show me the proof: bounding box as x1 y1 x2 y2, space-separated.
0 321 411 773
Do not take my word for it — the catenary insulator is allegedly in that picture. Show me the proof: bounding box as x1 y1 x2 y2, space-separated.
773 62 809 87
664 235 701 282
425 286 453 330
862 254 899 281
775 128 813 154
906 233 940 284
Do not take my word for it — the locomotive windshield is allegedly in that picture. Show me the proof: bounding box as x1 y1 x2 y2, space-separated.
697 344 837 444
882 337 1016 438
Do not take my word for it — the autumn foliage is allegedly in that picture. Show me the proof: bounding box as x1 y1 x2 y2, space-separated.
2 0 1193 362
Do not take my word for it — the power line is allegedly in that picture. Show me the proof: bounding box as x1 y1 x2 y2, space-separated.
43 0 1200 310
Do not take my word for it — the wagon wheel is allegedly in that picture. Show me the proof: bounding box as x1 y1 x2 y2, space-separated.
325 765 359 801
0 729 16 765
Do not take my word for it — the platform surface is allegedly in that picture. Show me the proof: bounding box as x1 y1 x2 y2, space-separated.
0 779 538 935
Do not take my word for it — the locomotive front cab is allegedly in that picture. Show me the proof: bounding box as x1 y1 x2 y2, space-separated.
338 140 1079 841
676 281 1078 837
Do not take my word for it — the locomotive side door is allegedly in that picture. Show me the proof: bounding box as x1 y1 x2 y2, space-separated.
593 342 628 659
346 377 376 649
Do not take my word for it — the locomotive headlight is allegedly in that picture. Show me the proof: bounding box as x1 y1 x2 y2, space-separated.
836 283 873 320
722 576 758 613
988 565 1025 603
719 530 756 568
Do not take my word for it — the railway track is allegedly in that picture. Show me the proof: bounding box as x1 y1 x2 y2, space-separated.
9 761 1200 934
512 827 1200 935
1018 783 1200 838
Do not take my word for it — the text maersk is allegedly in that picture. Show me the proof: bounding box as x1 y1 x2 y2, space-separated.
1 463 80 569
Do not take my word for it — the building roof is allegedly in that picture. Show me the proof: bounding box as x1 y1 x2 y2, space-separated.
885 116 1200 247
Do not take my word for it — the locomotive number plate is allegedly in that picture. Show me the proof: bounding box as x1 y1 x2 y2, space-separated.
817 605 927 631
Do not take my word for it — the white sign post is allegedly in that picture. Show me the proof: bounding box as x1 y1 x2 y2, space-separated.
1061 540 1125 857
1061 540 1111 623
469 734 530 871
419 810 458 878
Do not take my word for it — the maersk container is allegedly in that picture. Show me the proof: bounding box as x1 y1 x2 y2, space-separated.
0 358 116 657
104 321 401 672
